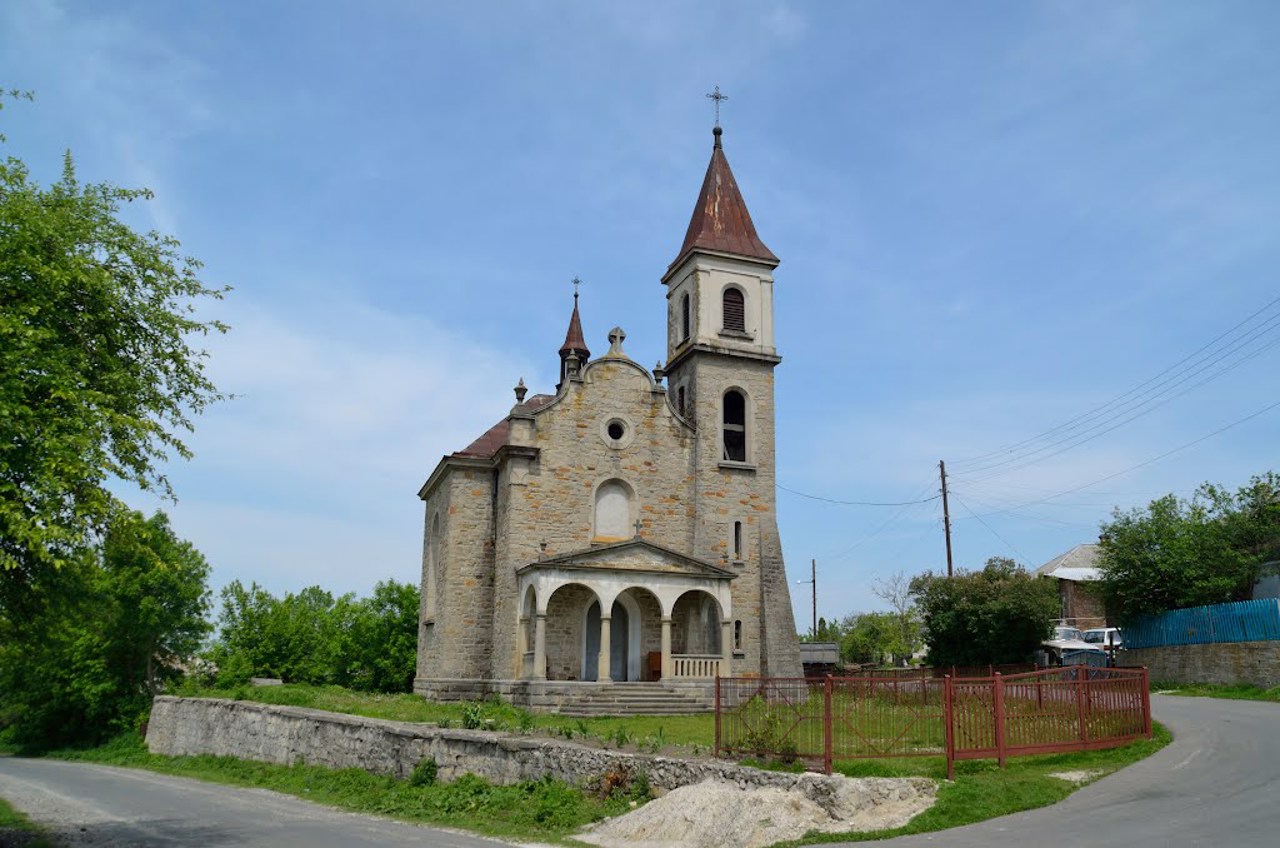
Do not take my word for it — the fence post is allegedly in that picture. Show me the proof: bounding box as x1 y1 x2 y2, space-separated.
715 676 722 758
994 672 1006 768
1075 664 1089 744
1141 666 1152 738
943 674 955 780
823 675 833 775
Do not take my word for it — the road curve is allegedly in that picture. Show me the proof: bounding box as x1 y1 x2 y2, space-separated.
870 693 1280 848
0 757 513 848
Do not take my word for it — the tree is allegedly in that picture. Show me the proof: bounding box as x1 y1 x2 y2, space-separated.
872 570 921 665
910 557 1057 667
0 92 227 587
0 506 211 748
1097 472 1279 621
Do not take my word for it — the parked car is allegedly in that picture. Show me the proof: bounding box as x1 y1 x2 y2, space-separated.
1082 627 1123 651
1040 626 1107 667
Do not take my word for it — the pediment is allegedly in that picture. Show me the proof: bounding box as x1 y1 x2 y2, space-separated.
518 538 734 580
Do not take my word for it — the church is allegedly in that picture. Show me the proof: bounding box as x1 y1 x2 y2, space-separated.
414 124 803 711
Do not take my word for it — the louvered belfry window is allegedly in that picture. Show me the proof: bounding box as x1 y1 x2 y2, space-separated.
723 288 745 333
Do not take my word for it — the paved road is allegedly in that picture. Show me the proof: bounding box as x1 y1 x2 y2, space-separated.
1 694 1275 847
871 694 1279 848
0 758 511 848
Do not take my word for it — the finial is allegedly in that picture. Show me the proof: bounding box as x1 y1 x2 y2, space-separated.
653 360 665 382
607 326 626 355
514 377 527 404
706 85 729 129
539 540 547 560
571 275 581 303
633 519 643 538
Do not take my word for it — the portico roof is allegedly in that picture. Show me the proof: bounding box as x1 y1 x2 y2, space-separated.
517 538 736 580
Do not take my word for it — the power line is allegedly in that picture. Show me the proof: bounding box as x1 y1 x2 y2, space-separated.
952 316 1280 481
953 494 1030 564
962 397 1280 519
776 483 941 507
949 294 1280 475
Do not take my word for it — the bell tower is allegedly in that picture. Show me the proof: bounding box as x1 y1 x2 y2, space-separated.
661 123 801 677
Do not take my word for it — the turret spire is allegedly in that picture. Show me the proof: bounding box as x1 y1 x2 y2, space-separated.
557 279 590 389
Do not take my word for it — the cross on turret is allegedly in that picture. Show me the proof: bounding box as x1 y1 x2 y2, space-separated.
706 85 728 127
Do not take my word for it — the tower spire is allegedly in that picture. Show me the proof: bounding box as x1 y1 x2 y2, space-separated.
668 125 777 272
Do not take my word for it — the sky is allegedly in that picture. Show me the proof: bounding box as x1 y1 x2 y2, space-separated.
3 1 1278 630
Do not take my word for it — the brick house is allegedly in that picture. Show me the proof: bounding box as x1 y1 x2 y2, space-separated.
414 126 803 709
1035 543 1107 630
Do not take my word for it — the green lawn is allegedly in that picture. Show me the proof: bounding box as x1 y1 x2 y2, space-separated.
177 683 717 755
0 794 59 848
1152 682 1280 703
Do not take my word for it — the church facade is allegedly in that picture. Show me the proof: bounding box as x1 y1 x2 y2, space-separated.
415 126 803 708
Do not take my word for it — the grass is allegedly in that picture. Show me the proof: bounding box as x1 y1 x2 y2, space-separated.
1152 681 1280 703
174 682 717 755
50 733 649 842
0 795 59 847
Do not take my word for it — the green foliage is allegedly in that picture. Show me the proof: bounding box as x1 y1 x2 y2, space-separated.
0 93 227 586
409 757 438 787
207 579 419 692
1152 681 1280 703
0 507 211 749
835 611 923 666
1097 473 1279 621
54 733 643 840
910 557 1058 667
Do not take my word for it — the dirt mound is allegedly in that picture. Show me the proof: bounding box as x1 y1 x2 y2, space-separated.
578 776 935 848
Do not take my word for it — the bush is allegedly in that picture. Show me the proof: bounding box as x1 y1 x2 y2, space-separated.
408 757 438 787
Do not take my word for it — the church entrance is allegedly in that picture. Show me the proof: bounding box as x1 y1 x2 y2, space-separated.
583 600 631 681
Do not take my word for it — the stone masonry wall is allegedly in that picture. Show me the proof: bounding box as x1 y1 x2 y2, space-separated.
146 696 934 815
1126 641 1280 687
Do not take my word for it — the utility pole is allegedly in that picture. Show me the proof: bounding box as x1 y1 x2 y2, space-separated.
939 460 954 577
797 560 817 639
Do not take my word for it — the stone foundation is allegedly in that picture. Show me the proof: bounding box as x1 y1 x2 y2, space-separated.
145 696 934 813
413 677 716 711
1127 641 1280 688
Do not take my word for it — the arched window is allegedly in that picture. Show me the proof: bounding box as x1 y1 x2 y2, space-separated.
680 292 691 342
425 514 440 619
594 479 633 540
723 390 747 462
722 287 745 333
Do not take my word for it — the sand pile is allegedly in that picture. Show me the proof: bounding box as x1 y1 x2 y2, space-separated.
578 776 936 848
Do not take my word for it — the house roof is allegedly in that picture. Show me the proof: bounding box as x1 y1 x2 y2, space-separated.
668 127 778 271
454 394 554 458
518 537 736 579
1035 543 1101 582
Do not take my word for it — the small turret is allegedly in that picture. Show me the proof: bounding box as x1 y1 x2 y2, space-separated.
558 285 590 390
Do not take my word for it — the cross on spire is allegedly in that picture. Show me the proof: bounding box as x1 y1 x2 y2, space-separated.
706 85 728 127
633 519 644 537
571 276 582 301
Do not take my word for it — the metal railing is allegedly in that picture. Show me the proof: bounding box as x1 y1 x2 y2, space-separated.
716 666 1151 777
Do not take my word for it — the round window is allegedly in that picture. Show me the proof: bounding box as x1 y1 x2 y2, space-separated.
607 420 626 441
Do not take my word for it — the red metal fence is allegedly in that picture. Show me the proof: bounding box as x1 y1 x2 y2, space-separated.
715 666 1150 777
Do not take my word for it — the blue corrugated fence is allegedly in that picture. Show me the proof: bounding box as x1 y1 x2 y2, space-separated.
1124 598 1280 649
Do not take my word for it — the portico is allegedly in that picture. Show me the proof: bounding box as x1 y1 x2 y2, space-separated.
516 539 735 683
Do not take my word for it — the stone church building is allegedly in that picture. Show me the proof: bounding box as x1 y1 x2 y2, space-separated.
415 126 803 709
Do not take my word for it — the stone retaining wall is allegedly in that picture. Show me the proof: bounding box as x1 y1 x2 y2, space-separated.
145 696 933 815
1126 641 1280 687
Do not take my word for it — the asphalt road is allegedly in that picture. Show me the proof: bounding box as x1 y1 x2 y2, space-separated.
871 693 1280 848
0 758 511 848
0 694 1275 847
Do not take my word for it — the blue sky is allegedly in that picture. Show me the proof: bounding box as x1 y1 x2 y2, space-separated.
4 1 1278 629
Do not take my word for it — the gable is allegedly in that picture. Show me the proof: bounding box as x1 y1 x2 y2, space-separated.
518 538 734 580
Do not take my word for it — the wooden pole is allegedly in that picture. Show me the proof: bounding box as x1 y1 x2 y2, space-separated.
940 460 954 577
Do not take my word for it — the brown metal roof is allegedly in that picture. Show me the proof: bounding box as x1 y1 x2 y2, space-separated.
453 394 554 458
558 294 590 359
669 127 778 271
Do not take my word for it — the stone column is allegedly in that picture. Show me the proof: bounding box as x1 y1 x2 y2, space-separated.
517 615 528 676
721 619 733 678
598 615 612 682
661 617 674 679
533 613 547 680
